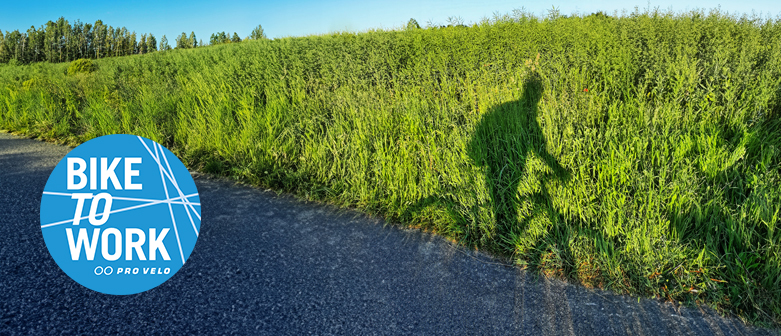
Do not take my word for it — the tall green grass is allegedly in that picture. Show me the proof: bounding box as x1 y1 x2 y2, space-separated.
1 8 780 327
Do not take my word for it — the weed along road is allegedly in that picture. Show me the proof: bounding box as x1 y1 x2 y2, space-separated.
0 132 773 335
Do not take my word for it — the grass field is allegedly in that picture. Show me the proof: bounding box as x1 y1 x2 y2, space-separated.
1 8 780 327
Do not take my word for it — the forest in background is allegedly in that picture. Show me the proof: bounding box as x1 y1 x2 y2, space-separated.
0 17 266 64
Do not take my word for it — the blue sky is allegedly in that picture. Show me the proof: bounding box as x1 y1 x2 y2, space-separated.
1 1 779 43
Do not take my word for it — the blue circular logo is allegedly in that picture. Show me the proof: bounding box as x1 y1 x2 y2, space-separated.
40 134 201 295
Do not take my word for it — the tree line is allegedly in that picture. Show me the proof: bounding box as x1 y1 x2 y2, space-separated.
0 17 267 64
208 25 266 47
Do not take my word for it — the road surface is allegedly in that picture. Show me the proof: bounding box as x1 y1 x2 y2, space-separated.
0 131 774 335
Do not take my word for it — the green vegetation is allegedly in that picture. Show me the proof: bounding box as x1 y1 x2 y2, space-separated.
251 24 268 41
0 17 267 64
406 18 422 30
66 58 95 75
0 18 160 64
1 8 780 327
209 31 245 46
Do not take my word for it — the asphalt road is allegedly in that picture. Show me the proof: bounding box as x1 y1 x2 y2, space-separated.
0 131 775 335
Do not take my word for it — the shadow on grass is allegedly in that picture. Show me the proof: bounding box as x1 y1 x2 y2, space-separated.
468 75 569 244
666 116 781 326
406 76 578 272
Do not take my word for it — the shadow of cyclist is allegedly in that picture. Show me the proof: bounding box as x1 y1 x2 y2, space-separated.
467 76 570 255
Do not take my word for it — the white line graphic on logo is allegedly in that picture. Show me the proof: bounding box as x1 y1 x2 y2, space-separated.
40 193 199 229
152 141 185 264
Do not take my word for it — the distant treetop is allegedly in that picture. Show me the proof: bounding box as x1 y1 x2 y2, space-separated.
250 24 267 40
406 18 421 30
